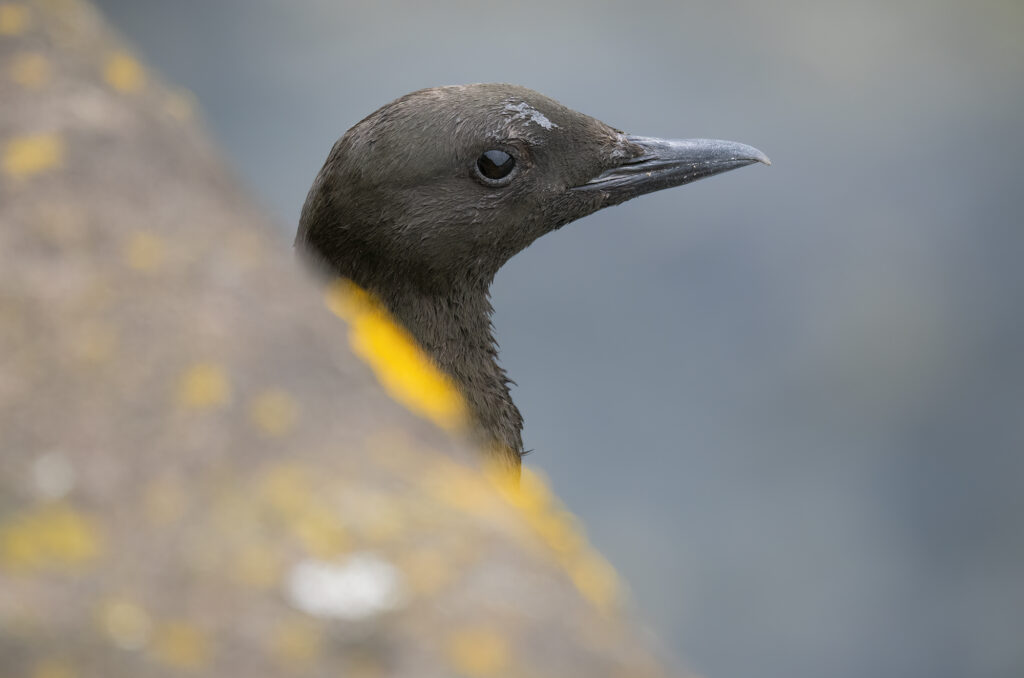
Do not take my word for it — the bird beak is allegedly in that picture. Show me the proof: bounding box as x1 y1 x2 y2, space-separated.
572 136 770 203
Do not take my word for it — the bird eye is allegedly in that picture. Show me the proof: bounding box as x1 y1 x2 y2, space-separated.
475 149 516 185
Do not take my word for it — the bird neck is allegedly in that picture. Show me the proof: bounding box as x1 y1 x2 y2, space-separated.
379 281 524 463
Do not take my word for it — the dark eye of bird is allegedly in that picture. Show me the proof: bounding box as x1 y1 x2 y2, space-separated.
477 150 515 181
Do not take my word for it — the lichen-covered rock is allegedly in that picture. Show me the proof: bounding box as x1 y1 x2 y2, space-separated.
0 1 676 676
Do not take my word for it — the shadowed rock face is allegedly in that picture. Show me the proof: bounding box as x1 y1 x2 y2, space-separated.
298 84 768 467
0 1 676 677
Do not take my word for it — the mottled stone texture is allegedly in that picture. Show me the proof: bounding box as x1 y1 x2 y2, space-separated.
0 1 674 676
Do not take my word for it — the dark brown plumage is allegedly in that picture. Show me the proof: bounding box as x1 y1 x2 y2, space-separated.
298 84 769 467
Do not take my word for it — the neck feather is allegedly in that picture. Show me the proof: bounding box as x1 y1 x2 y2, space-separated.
376 281 524 463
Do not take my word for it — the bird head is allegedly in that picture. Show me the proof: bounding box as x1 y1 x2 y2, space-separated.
298 83 768 292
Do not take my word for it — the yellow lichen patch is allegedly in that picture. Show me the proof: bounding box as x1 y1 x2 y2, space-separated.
32 659 76 678
291 505 350 558
270 619 322 667
150 621 210 670
531 508 584 558
164 88 197 122
325 279 469 432
350 314 467 429
0 504 103 572
258 463 315 517
487 464 553 515
445 627 510 677
257 464 349 558
9 51 50 88
489 467 621 614
103 50 145 93
567 552 619 614
98 598 153 650
0 3 29 35
123 230 165 272
2 133 63 178
249 388 298 436
421 458 501 516
176 362 231 410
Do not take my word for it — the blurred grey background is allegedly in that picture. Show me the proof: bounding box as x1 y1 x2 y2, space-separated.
91 1 1024 677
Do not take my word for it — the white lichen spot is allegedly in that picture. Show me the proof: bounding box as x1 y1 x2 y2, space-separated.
285 552 405 620
502 101 557 130
32 452 75 501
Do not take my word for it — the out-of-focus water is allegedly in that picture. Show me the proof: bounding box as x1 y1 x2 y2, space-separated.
93 1 1024 676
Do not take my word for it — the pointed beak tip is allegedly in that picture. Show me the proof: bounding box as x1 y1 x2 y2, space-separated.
572 137 771 199
736 143 770 167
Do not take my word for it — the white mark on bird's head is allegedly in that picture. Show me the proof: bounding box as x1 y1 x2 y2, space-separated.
285 552 406 620
502 100 557 130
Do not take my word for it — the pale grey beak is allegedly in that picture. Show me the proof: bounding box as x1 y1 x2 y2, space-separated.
573 136 770 202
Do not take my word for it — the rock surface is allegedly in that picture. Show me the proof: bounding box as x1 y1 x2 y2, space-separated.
0 1 673 676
